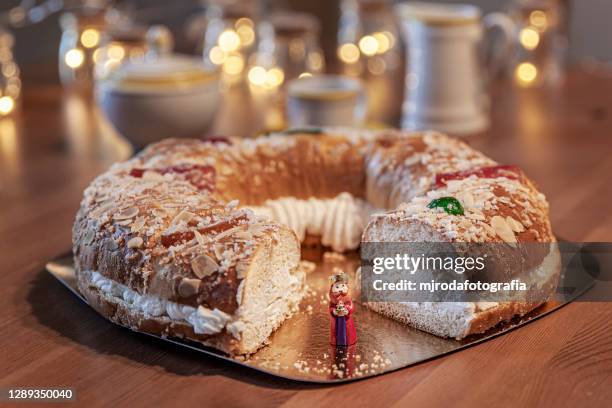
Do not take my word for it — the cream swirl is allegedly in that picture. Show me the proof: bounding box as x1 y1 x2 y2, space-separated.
247 192 377 252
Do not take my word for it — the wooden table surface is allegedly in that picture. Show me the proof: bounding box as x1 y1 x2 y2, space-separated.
1 69 611 407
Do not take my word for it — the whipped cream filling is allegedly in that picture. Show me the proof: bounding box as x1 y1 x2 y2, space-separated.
90 271 235 337
246 192 379 252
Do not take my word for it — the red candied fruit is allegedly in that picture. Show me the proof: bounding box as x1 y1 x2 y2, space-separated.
435 165 523 188
160 213 249 247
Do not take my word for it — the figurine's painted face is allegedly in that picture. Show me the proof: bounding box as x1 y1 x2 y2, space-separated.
331 282 348 295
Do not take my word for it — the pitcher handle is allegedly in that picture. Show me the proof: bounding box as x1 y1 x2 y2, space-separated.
482 12 517 82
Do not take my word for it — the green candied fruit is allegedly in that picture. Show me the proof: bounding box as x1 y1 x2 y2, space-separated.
427 196 464 216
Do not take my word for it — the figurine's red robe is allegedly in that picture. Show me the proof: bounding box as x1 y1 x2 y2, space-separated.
329 293 357 346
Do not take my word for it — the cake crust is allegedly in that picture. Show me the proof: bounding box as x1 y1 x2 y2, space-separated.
73 128 560 352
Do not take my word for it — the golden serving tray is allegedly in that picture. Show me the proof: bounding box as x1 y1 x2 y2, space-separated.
46 246 591 384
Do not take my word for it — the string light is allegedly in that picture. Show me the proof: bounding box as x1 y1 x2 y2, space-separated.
80 28 100 48
209 46 226 65
373 32 390 54
529 10 548 30
340 31 396 66
519 27 540 50
266 67 284 87
236 25 255 47
65 48 84 68
515 62 538 85
92 48 103 63
247 66 267 86
247 65 285 90
235 17 254 28
1 61 17 77
218 29 241 52
0 96 15 115
358 35 378 56
338 43 360 64
206 18 259 83
223 54 244 75
382 31 395 49
107 44 125 61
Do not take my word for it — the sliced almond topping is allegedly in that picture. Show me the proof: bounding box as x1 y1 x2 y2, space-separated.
460 192 474 209
178 278 201 297
213 243 225 260
115 219 133 226
506 216 525 233
191 254 219 279
152 208 167 218
215 226 241 241
234 230 252 241
481 222 497 237
91 202 115 218
193 229 206 246
94 194 111 203
250 224 268 237
171 210 194 226
127 236 144 249
131 216 146 233
235 261 248 279
466 210 485 221
490 215 517 244
114 207 139 220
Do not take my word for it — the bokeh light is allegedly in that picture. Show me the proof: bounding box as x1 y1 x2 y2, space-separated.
219 30 241 52
338 43 360 64
529 10 548 30
80 28 100 48
236 25 255 47
107 44 125 61
373 32 390 54
209 46 226 65
248 66 267 86
266 67 284 87
65 48 84 68
223 54 244 75
515 62 538 85
247 66 285 89
0 96 15 115
358 35 378 56
520 27 540 50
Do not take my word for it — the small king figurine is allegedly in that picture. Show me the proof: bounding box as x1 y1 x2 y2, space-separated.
329 270 357 346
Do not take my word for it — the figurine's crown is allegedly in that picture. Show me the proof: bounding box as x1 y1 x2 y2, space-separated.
329 269 349 285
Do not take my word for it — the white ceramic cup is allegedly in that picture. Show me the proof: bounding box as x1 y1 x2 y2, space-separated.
97 55 220 147
396 2 516 135
286 75 367 127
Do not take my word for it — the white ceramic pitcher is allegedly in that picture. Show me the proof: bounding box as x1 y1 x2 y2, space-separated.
396 2 516 135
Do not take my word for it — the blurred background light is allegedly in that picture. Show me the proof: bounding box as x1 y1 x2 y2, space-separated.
65 48 84 69
338 43 360 64
80 28 100 49
516 62 538 85
520 27 540 50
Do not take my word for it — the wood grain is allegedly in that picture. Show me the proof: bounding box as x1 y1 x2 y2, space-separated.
1 70 612 407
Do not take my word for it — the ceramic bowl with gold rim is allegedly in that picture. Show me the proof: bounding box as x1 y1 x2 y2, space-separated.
97 55 220 147
286 75 366 127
